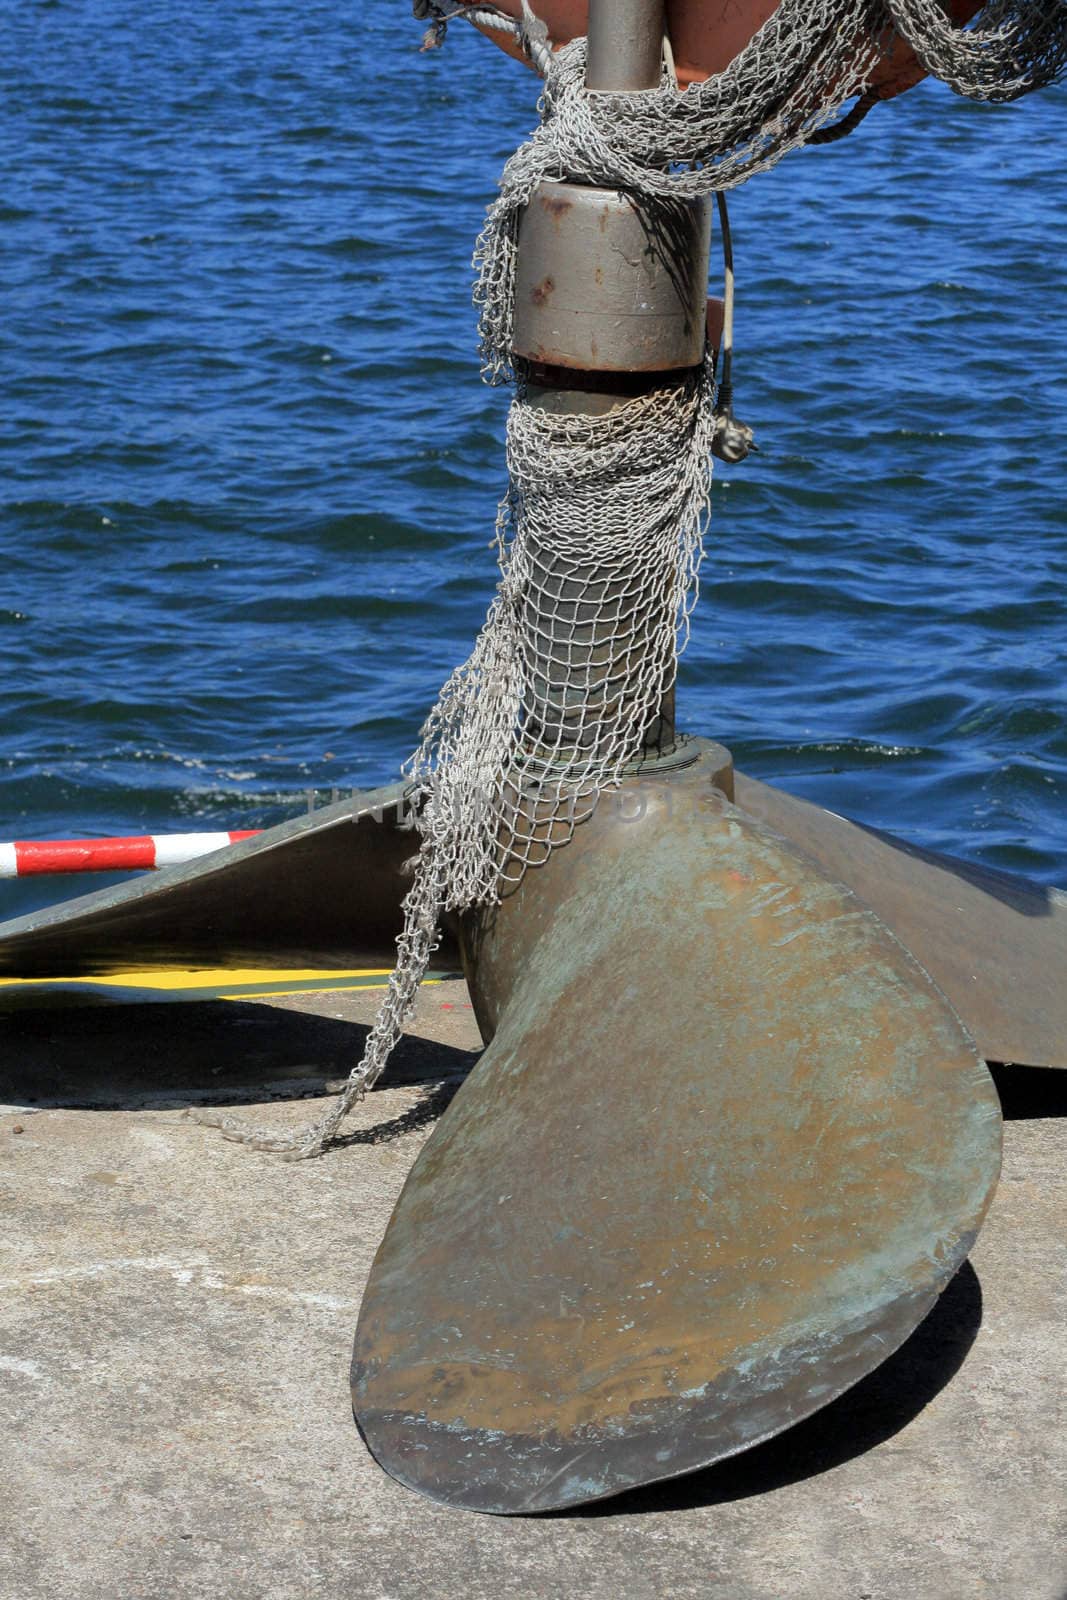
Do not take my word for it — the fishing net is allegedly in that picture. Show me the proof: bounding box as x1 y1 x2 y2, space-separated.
205 369 713 1157
210 0 1067 1156
889 0 1067 102
472 0 1067 377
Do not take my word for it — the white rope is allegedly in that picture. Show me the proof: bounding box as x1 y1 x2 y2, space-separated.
415 0 554 73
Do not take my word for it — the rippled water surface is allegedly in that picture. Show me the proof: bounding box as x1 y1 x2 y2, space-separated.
2 0 1065 919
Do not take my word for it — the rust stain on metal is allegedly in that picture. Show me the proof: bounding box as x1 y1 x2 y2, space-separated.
530 276 555 307
539 192 573 224
512 181 711 373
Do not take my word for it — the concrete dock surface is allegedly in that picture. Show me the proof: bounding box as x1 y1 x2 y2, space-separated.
2 977 1064 1600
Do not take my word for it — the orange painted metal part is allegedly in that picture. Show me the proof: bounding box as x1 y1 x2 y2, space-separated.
462 0 984 103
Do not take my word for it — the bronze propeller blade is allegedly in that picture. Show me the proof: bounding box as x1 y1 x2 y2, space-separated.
352 742 1002 1513
733 774 1067 1071
0 783 459 977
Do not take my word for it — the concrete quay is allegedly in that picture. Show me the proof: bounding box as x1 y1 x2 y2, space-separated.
1 978 1064 1599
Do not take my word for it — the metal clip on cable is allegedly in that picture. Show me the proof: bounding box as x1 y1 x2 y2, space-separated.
712 191 759 464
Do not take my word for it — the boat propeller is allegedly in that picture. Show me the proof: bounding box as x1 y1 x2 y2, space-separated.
1 735 1063 1507
2 0 1063 1519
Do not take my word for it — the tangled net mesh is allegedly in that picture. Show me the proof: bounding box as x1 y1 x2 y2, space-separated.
889 0 1067 101
208 0 1067 1157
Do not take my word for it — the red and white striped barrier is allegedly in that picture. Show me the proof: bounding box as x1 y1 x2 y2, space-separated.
0 831 261 878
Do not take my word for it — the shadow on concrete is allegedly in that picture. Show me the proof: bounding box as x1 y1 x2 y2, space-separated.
569 1261 984 1518
0 1001 480 1111
6 998 1003 1523
330 1075 468 1146
989 1062 1067 1120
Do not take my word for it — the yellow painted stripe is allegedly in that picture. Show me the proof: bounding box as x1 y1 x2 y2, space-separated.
0 965 393 991
0 967 453 1005
220 980 409 1001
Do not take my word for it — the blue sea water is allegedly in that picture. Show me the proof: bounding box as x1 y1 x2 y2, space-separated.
1 0 1065 922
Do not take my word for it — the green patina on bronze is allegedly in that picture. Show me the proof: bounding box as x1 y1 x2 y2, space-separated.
352 742 1002 1513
